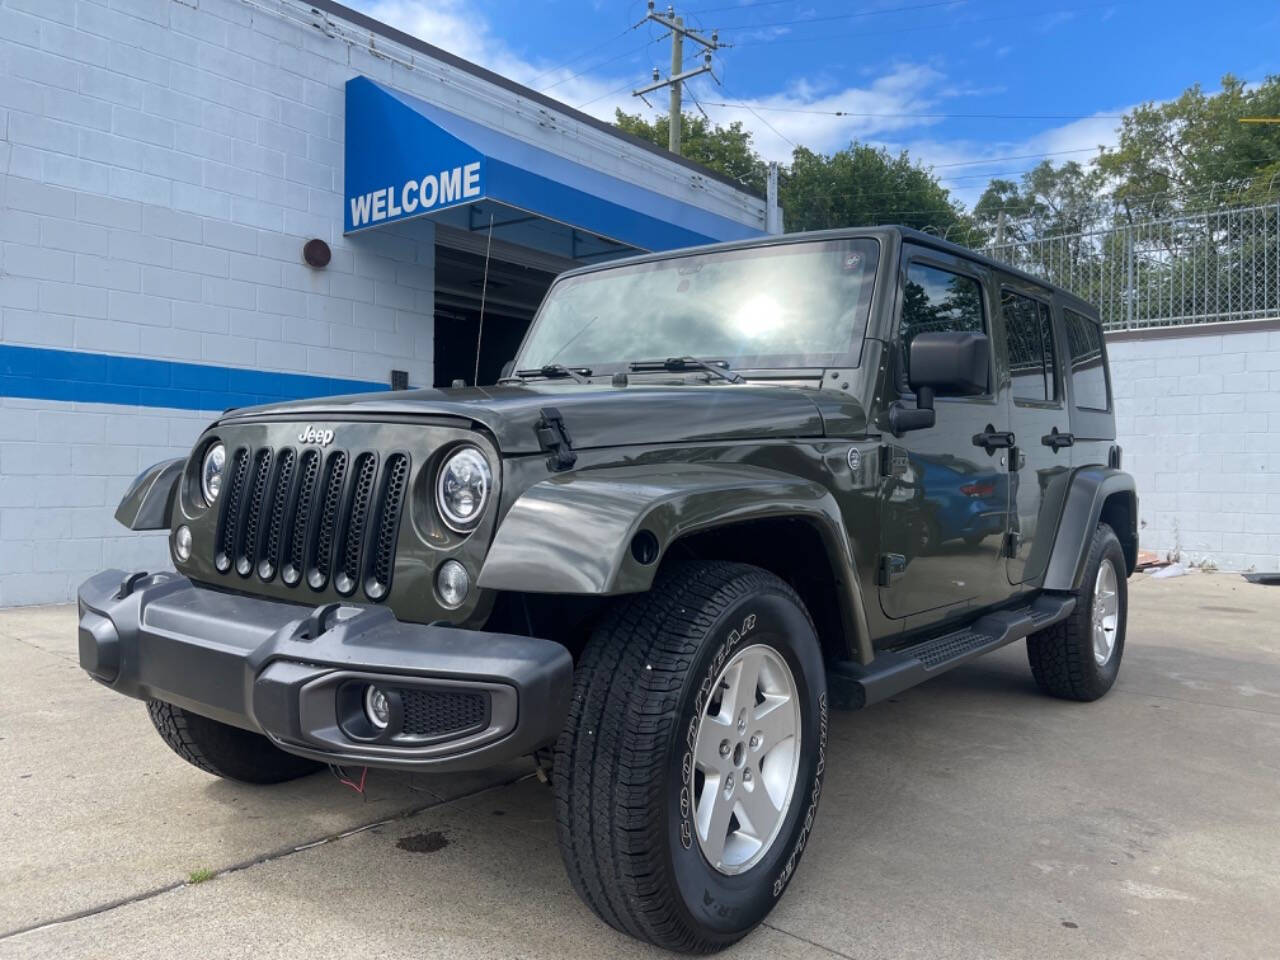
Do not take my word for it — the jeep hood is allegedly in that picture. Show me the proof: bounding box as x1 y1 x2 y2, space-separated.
218 383 834 454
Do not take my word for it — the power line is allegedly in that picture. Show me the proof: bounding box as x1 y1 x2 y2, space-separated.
539 37 657 93
930 148 1101 169
696 101 1127 121
716 81 796 148
708 0 988 30
526 23 643 86
727 2 1130 48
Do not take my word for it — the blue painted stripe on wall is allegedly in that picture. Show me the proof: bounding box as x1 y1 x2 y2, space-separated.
0 344 390 412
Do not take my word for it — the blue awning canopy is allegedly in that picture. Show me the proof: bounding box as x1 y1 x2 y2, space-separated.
343 76 765 253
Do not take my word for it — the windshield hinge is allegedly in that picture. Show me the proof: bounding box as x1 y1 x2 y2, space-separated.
535 407 577 471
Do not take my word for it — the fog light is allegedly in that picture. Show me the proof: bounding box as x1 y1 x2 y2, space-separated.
174 525 192 561
436 560 469 608
364 685 390 729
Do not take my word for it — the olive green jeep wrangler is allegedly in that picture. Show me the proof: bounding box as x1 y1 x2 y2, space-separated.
80 227 1136 952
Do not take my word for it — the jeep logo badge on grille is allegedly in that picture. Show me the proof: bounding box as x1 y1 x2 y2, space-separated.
298 425 335 447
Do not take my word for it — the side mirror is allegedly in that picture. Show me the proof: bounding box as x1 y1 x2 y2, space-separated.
499 360 514 380
909 331 989 397
889 331 990 435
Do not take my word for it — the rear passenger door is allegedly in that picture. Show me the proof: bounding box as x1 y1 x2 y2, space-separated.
998 279 1073 584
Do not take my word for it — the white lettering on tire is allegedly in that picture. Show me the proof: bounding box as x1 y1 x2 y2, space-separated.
680 613 756 850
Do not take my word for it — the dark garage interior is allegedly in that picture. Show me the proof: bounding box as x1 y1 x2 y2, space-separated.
432 245 557 388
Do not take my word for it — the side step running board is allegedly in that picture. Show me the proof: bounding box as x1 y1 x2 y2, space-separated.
827 593 1076 710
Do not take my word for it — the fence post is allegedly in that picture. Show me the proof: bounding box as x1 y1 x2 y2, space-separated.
1125 225 1135 330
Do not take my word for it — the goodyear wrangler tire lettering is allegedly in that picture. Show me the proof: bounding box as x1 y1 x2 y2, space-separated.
553 561 827 952
679 611 759 854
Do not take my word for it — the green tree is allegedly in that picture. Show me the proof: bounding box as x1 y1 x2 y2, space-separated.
1097 73 1280 212
972 160 1107 244
613 111 968 237
779 144 967 235
614 110 768 194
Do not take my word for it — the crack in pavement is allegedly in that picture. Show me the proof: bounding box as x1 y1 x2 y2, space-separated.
0 630 79 665
762 920 860 959
1116 687 1280 718
0 771 534 943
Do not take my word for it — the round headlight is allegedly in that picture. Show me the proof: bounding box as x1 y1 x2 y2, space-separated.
201 443 226 504
435 446 491 531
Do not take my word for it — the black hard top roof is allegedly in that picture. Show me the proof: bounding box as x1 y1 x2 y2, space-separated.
553 225 1100 316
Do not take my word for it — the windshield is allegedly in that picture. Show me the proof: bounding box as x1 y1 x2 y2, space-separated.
516 237 880 372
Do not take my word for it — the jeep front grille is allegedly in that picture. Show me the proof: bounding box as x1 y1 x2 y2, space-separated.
214 445 409 602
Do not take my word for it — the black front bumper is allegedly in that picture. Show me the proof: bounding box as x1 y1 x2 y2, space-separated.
78 570 572 772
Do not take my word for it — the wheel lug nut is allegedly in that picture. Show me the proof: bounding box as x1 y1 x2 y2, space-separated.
723 773 734 796
749 733 761 749
718 739 731 758
736 709 747 733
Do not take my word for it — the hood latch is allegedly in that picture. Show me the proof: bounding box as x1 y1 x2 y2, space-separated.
535 407 577 471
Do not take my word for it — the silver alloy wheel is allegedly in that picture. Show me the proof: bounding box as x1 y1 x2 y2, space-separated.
691 643 801 875
1091 559 1120 666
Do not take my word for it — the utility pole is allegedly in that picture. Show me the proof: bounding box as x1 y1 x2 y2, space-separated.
631 2 723 156
668 15 683 154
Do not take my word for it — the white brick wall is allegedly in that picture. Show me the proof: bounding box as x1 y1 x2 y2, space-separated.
1110 322 1280 572
0 395 213 605
0 0 448 605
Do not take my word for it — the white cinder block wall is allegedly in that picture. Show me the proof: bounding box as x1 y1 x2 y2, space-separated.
1110 322 1280 572
0 0 448 605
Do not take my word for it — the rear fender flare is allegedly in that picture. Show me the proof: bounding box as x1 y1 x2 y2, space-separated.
1042 466 1138 591
477 463 872 661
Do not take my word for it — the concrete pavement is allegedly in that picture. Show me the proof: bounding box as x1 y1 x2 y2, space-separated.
2 572 1278 958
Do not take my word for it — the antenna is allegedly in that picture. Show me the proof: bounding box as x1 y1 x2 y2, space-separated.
473 212 494 387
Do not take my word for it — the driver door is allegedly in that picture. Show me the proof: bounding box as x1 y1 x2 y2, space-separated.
877 246 1013 626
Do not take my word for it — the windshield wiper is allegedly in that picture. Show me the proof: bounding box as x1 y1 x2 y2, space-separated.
510 363 592 384
628 357 744 384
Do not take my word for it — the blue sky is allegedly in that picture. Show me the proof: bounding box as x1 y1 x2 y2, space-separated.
350 0 1280 209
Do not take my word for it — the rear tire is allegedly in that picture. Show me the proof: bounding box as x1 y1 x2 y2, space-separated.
553 561 828 953
1027 522 1127 701
147 700 322 784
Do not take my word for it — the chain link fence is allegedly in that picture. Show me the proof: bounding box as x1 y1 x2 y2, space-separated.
981 202 1280 331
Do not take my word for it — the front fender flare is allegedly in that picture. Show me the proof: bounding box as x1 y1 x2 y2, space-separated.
478 463 872 660
1042 466 1138 592
115 458 184 531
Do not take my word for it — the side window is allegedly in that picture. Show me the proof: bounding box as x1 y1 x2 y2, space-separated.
1001 290 1057 402
900 262 986 384
1063 309 1109 411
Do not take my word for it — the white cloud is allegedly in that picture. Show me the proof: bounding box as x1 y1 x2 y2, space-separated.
355 0 637 115
899 109 1129 208
350 1 1127 212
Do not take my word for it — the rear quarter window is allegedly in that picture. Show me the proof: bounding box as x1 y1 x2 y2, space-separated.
1063 309 1109 411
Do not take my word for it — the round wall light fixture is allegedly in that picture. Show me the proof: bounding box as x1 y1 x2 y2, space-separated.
302 238 331 268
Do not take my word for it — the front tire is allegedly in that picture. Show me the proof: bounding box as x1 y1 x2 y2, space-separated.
147 700 322 784
554 561 828 953
1027 522 1128 701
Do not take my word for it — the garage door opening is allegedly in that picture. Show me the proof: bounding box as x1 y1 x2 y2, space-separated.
433 245 556 388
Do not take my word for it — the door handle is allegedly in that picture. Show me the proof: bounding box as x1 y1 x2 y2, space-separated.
972 427 1015 452
1041 428 1075 450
